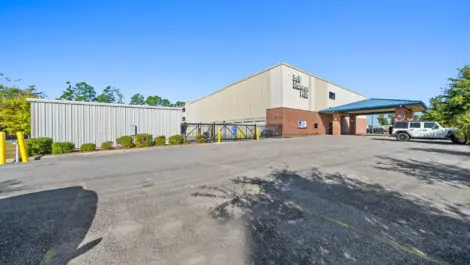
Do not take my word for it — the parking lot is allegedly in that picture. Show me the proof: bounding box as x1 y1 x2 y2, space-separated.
1 136 469 264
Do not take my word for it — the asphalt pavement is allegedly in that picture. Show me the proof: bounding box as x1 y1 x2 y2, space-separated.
1 136 469 264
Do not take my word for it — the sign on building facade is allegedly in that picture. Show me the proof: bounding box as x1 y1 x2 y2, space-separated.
292 74 308 99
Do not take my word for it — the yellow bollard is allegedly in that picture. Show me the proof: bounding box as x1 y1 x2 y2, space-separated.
256 128 260 140
16 132 28 163
0 132 6 165
217 127 221 144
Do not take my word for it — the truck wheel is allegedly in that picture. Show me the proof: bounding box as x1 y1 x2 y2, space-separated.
451 134 467 144
396 132 410 141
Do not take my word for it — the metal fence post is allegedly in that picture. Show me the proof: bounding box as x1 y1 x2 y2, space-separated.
212 123 216 142
254 124 257 140
16 142 19 163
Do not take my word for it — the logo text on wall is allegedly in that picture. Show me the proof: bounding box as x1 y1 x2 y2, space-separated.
292 75 308 99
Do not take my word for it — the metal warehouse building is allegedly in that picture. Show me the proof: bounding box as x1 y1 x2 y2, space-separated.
184 63 368 137
28 99 182 147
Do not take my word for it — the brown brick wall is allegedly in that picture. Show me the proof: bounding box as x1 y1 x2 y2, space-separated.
266 107 367 137
266 108 332 137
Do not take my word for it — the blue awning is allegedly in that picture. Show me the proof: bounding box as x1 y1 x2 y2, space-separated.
319 98 427 114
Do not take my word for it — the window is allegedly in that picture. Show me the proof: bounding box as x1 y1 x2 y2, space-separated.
314 123 318 129
424 122 437 129
394 122 408 129
329 92 336 100
410 122 421 128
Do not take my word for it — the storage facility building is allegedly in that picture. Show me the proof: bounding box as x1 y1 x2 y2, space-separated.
184 63 368 136
28 99 182 147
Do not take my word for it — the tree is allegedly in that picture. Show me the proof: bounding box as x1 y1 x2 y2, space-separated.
454 112 470 138
422 65 470 126
145 95 162 106
161 99 171 107
377 114 389 125
0 74 45 135
0 97 31 134
387 114 395 124
413 114 421 121
129 93 145 105
57 81 97 102
96 86 124 104
172 101 185 108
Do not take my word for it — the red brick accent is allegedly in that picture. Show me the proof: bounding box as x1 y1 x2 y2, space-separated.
332 113 341 136
266 108 332 137
266 108 367 137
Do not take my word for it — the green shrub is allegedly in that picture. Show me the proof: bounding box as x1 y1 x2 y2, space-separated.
101 141 113 150
116 137 122 145
117 136 133 148
80 143 96 152
25 137 53 156
195 134 206 143
183 138 190 145
52 142 75 154
135 133 153 148
155 136 166 146
168 134 183 145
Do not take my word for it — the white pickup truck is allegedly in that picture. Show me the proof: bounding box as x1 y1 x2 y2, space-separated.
391 121 467 144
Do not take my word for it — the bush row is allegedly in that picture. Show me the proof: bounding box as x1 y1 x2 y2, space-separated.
25 138 114 156
115 134 197 147
25 133 199 157
25 137 53 156
80 143 96 152
52 142 76 154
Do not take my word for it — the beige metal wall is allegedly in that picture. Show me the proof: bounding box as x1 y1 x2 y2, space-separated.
280 64 311 111
279 64 366 112
326 83 365 108
184 63 367 123
184 67 274 123
313 77 329 111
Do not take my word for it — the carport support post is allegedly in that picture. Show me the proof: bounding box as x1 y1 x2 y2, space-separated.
395 107 414 121
332 112 341 136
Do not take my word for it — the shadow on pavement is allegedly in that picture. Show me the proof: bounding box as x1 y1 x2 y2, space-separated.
0 179 24 195
0 185 100 264
409 147 470 157
370 137 454 145
375 156 470 187
193 169 469 264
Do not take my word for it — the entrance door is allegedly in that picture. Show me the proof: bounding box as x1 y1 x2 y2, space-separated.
341 116 349 134
328 121 333 135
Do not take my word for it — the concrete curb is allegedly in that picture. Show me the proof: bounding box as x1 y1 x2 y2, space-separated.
3 138 278 164
4 142 223 164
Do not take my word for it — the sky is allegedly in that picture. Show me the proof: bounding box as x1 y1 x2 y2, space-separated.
1 0 469 124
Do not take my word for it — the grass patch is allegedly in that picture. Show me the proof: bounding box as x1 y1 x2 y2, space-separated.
6 143 16 159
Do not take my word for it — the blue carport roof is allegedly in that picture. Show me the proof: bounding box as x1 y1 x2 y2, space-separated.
319 98 427 114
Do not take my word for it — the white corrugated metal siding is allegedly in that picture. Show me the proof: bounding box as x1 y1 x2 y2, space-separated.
28 99 183 147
